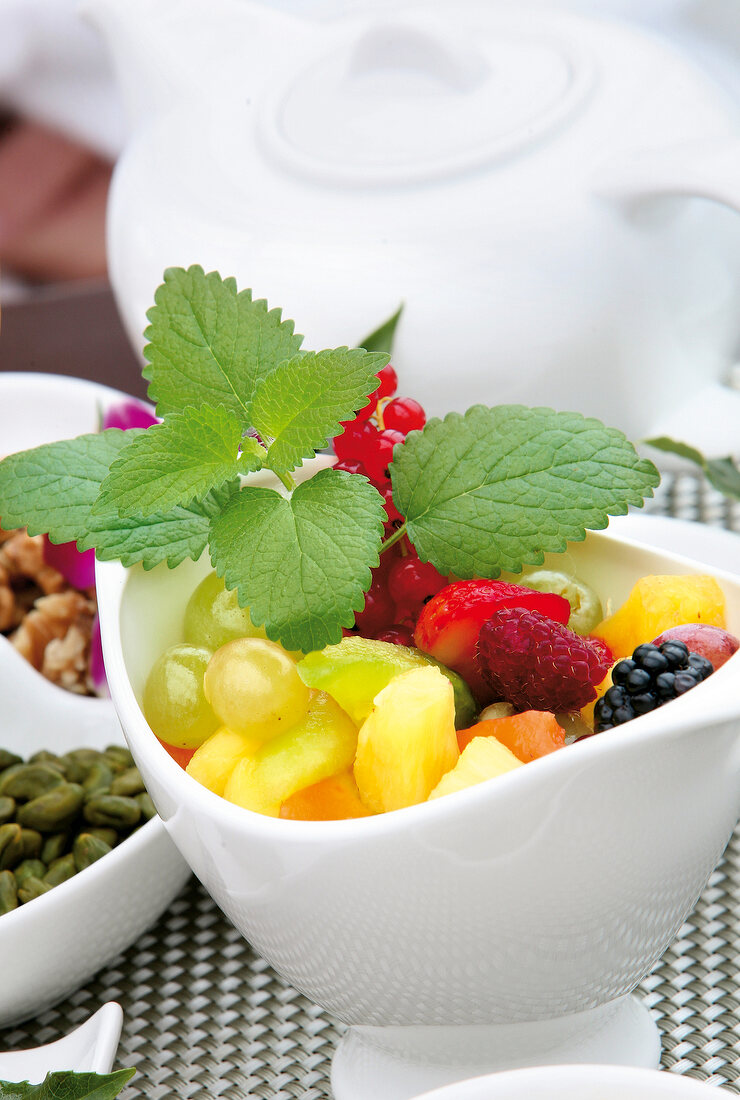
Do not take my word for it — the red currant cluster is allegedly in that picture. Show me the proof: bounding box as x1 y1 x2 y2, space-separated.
332 364 448 645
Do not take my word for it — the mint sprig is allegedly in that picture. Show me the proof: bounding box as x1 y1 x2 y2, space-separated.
0 430 142 543
95 405 253 518
250 348 389 476
391 406 660 576
0 266 662 653
209 468 385 652
0 1067 135 1099
144 265 302 420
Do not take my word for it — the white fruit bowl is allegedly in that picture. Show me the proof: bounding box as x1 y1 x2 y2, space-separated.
0 373 190 1027
95 460 740 1100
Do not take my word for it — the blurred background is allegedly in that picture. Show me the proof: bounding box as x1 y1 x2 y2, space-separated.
0 0 739 409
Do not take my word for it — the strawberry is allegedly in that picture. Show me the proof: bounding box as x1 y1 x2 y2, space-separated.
413 580 571 700
477 607 613 712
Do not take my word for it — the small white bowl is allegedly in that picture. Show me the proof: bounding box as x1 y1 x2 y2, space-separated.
0 373 190 1027
96 457 740 1100
411 1065 736 1100
0 1003 123 1081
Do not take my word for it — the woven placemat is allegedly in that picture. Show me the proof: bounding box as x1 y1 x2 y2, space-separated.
2 471 740 1097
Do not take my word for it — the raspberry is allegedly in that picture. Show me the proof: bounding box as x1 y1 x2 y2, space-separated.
477 607 613 712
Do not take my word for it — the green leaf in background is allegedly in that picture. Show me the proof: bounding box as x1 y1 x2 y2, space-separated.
645 435 740 501
80 480 239 569
0 430 142 545
95 405 253 518
249 348 389 476
358 303 404 354
391 405 660 577
209 468 386 652
0 1067 135 1100
143 266 303 422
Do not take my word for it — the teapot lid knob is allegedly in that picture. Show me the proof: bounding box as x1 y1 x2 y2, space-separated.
261 7 596 187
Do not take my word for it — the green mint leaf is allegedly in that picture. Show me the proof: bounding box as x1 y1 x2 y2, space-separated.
95 405 251 518
0 430 142 544
645 435 740 501
392 405 660 577
359 303 404 354
249 348 389 476
209 468 385 651
80 480 239 569
0 1068 135 1100
143 265 303 422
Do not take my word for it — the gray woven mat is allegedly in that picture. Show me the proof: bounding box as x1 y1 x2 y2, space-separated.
3 471 740 1097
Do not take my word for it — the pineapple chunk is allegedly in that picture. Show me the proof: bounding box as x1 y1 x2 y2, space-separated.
224 691 357 816
186 726 260 796
593 574 725 658
430 736 522 801
354 666 458 814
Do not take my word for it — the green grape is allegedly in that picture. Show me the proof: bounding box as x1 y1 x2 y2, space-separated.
184 572 268 651
143 644 219 749
521 570 603 635
203 638 311 741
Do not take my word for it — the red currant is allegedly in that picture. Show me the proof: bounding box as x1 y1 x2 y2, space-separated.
382 397 426 434
375 626 415 646
388 556 448 606
333 420 379 463
354 579 396 636
363 428 405 483
382 485 403 523
375 363 398 400
334 459 368 477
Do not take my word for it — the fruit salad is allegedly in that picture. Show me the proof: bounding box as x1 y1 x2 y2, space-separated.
138 354 738 821
0 266 736 822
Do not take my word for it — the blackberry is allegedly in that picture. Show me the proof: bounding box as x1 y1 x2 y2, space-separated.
594 640 715 733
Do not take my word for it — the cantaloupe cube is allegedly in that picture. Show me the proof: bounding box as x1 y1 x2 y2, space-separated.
593 575 726 658
457 711 565 761
429 736 523 801
354 666 458 813
280 771 372 820
224 692 357 816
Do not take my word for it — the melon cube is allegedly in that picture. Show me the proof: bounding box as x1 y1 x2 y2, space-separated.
224 692 357 817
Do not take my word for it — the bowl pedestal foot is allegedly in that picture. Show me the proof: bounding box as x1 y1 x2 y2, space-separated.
331 994 660 1100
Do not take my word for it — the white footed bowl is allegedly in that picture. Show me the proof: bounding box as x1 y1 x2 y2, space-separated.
411 1064 737 1100
96 460 740 1100
0 373 190 1028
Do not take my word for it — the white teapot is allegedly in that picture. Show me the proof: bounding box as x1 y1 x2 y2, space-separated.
86 0 740 451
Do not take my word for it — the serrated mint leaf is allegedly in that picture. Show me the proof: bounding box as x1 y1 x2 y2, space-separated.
143 265 303 422
95 405 250 518
392 405 660 577
359 303 403 354
209 468 385 651
0 1067 135 1100
645 435 740 501
80 480 238 569
250 348 389 476
0 429 142 544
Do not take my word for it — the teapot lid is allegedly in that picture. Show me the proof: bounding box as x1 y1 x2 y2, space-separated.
260 6 596 186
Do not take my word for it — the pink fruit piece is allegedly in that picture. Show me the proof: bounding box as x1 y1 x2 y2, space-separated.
652 624 739 671
477 607 614 712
